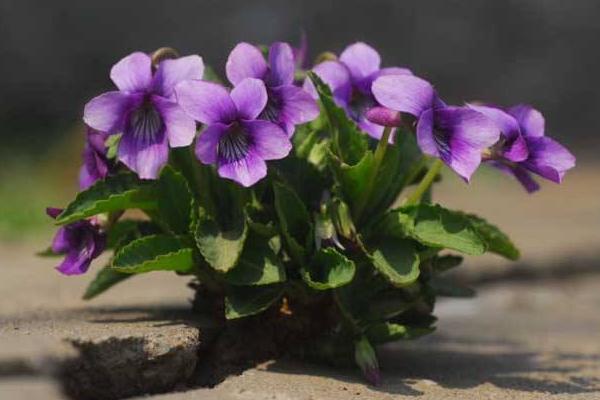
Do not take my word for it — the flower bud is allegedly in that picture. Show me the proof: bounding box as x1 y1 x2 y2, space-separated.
365 106 402 127
354 336 381 385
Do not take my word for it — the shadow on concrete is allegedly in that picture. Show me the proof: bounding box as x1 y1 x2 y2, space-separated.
265 335 600 396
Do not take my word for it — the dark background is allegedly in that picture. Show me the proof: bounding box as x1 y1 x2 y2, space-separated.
1 0 599 158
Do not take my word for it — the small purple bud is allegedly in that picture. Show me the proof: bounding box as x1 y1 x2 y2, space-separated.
366 106 402 127
354 336 381 386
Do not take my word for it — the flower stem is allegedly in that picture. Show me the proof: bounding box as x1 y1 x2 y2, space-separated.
354 127 393 222
404 158 443 206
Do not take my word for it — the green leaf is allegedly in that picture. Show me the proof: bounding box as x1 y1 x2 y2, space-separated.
273 181 312 261
308 72 367 164
429 276 475 298
330 151 375 212
301 247 356 290
370 238 420 287
194 209 248 273
83 266 131 300
157 166 193 234
463 213 520 260
106 220 161 249
224 285 284 319
112 234 195 274
366 323 435 344
369 131 424 214
56 173 157 225
366 290 414 321
383 204 486 255
331 198 356 239
224 233 286 285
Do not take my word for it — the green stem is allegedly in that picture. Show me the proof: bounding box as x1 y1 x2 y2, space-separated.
404 158 443 205
353 127 393 222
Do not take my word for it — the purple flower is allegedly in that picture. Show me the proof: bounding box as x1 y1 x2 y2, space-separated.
84 52 204 179
46 208 106 276
304 42 411 141
225 42 319 137
372 74 500 180
468 104 576 192
175 78 292 187
79 127 112 190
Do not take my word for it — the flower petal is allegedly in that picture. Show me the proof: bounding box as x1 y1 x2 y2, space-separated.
339 42 381 83
110 52 152 92
242 120 291 160
153 55 204 98
230 78 268 120
522 136 576 183
416 109 439 157
118 109 169 179
268 42 295 86
83 91 142 134
195 123 229 164
218 150 267 187
57 248 93 275
46 207 63 219
270 85 319 136
303 61 352 107
419 107 500 181
152 96 197 147
175 80 236 124
467 104 528 162
51 227 72 253
226 42 268 85
507 104 545 138
358 116 390 142
372 75 436 117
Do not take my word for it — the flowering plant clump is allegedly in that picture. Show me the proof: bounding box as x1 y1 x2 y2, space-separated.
43 41 575 384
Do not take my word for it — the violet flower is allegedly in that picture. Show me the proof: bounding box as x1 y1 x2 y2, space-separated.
225 42 319 137
79 127 112 190
304 42 411 140
372 74 500 180
46 208 106 276
468 104 576 192
84 52 204 179
175 78 292 187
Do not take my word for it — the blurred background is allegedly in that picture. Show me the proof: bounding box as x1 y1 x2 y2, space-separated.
0 0 598 247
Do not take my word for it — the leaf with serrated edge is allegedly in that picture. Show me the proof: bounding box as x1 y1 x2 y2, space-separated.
225 285 283 319
383 204 486 255
112 234 195 274
301 247 355 290
224 233 286 285
157 166 193 234
273 182 312 261
56 173 157 225
462 213 520 260
194 212 247 273
308 72 368 165
370 238 420 287
83 266 131 300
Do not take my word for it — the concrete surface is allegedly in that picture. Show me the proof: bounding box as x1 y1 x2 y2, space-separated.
0 166 599 399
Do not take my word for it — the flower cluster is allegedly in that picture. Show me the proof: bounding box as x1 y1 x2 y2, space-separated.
44 40 576 385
